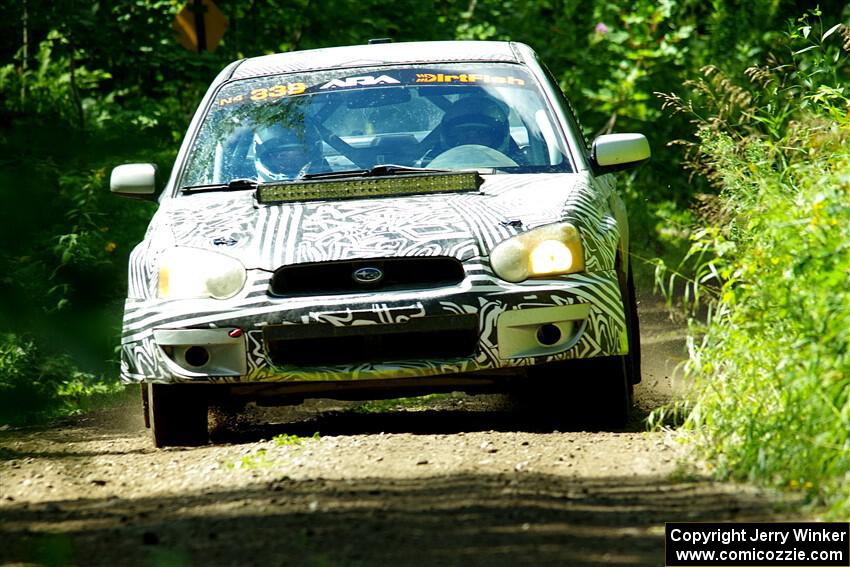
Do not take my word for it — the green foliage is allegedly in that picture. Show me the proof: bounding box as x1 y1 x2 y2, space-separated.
0 333 121 424
229 433 320 469
0 30 106 126
583 0 697 128
231 448 277 470
274 431 321 446
654 13 850 516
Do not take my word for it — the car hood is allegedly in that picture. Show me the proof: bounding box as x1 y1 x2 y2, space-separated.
160 173 588 271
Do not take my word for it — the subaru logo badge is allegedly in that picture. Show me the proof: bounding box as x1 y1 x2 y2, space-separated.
352 266 383 285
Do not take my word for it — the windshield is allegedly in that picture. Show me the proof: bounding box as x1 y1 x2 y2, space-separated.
179 63 573 190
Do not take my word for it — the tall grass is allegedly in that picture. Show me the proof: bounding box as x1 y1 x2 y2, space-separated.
655 14 850 516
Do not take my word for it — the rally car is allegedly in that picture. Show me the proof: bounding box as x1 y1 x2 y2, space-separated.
111 40 650 446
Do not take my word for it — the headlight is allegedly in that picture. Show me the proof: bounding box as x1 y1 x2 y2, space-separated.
489 222 585 283
157 247 247 299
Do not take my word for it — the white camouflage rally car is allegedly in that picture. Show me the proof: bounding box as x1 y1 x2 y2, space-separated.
111 40 650 447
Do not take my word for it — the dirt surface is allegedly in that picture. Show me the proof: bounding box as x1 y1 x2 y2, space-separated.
0 296 797 567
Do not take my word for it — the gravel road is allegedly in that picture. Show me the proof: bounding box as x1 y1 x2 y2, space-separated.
0 296 796 567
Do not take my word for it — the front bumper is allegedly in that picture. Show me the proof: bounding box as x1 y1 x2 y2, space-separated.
119 265 627 384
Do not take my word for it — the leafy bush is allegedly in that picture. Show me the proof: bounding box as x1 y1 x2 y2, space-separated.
0 44 169 424
0 334 120 424
655 13 850 515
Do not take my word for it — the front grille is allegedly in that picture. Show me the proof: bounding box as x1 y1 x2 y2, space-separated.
269 257 465 297
264 314 479 367
269 256 464 297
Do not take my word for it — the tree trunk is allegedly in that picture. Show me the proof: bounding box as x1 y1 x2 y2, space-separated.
21 0 28 105
67 38 85 130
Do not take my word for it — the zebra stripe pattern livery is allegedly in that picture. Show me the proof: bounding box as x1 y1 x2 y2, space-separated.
120 172 629 384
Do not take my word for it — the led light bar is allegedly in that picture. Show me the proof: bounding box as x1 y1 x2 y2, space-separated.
257 172 483 204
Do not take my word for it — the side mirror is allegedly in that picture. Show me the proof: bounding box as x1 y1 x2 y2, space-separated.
590 134 650 175
110 163 158 199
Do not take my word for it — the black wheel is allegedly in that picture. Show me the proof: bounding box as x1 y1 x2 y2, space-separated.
147 383 209 447
576 355 631 428
141 384 150 429
514 354 631 429
622 263 642 385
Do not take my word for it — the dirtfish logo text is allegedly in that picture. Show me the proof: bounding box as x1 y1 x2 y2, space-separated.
415 73 525 86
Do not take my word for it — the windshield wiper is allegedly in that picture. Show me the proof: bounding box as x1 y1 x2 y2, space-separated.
181 178 258 194
298 165 451 181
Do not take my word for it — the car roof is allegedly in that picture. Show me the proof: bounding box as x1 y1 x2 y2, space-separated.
230 41 527 80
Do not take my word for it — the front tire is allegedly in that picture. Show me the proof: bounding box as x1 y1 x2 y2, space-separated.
141 384 150 429
147 383 209 447
622 264 642 385
576 355 631 427
514 355 631 429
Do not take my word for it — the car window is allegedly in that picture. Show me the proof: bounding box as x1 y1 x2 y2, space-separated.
179 63 573 189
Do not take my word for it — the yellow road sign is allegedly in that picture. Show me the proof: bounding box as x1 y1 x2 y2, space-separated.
173 0 228 53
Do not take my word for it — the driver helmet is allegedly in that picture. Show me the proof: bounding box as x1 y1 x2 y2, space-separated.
254 122 322 181
439 95 512 153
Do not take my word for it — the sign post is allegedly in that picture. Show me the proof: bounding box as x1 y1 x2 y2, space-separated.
173 0 228 53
